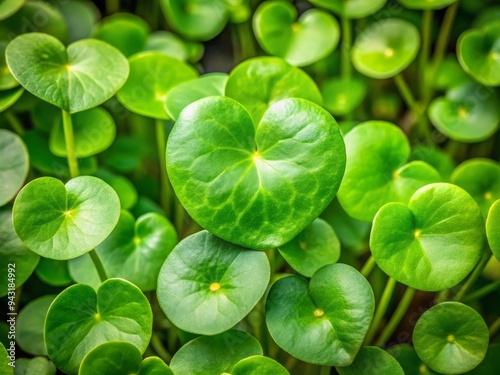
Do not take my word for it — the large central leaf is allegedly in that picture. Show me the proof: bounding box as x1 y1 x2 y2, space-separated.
166 97 346 249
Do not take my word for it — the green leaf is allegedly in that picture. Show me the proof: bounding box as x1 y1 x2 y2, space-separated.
13 176 121 260
225 57 322 124
322 77 367 116
253 1 339 67
167 97 345 249
6 33 129 113
232 356 289 375
413 302 489 374
157 231 269 334
0 42 19 90
49 106 116 158
487 200 500 260
116 52 198 119
0 209 39 297
159 0 228 41
337 121 441 222
370 183 485 291
458 21 500 86
15 357 56 375
0 86 24 112
0 0 25 20
451 158 500 217
68 253 101 290
0 129 29 206
399 0 457 10
410 144 456 181
94 169 138 210
434 55 472 91
94 13 150 57
169 330 262 375
17 295 56 356
352 19 420 79
35 258 72 287
145 31 189 61
278 218 340 277
266 263 375 366
309 0 387 19
0 342 13 375
165 73 227 120
336 346 404 375
58 0 100 43
467 344 500 375
45 278 153 375
79 341 172 375
387 344 440 375
429 83 499 142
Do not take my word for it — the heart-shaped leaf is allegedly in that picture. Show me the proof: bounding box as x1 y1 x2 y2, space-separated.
266 263 375 366
370 183 485 291
79 341 172 375
451 158 500 217
116 52 198 119
6 33 129 113
0 129 29 206
49 106 116 158
458 21 500 86
278 218 340 277
232 356 289 375
0 342 13 375
387 344 440 375
94 169 138 210
167 97 346 249
413 302 489 374
0 42 19 90
336 346 404 375
0 0 24 20
0 86 24 112
15 357 56 375
399 0 457 10
17 295 56 356
157 231 270 334
352 19 420 79
0 209 39 297
45 278 153 375
322 77 367 116
13 176 121 260
35 258 72 287
225 57 322 124
169 330 262 375
309 0 387 19
94 13 150 57
165 73 227 120
337 121 440 222
253 1 339 67
429 83 499 142
487 200 500 260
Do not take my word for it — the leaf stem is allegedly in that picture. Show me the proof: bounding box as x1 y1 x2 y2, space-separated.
320 365 331 375
463 280 500 303
360 255 376 278
284 355 298 372
341 17 352 80
236 21 256 61
89 249 108 282
419 9 433 101
393 74 419 120
364 277 397 345
62 109 79 179
151 332 172 364
374 287 415 347
5 110 24 136
155 119 172 218
489 317 500 338
453 252 492 302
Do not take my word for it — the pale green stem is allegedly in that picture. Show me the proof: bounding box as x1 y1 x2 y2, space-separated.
89 249 108 282
454 252 492 302
365 277 397 345
5 110 24 136
151 332 172 363
341 17 352 80
419 9 433 101
360 255 376 278
463 280 500 303
394 74 420 120
155 119 172 218
489 317 500 338
62 109 79 179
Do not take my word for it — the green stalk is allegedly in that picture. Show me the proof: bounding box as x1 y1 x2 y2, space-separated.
463 280 500 303
89 249 108 282
489 317 500 338
155 119 172 218
320 366 331 375
5 110 24 135
341 17 352 80
360 255 376 278
62 109 79 179
394 74 420 121
453 252 492 302
151 332 172 363
419 9 433 101
374 287 415 347
364 277 397 345
236 21 256 61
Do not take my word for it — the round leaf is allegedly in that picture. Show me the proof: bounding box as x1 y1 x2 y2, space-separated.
410 144 456 181
278 218 340 277
35 258 72 286
322 77 367 116
352 19 420 79
167 97 346 249
266 263 375 366
232 356 289 375
486 200 500 260
253 1 339 67
49 106 116 158
0 86 24 112
428 83 499 142
337 121 441 222
94 169 138 210
0 342 13 375
169 329 262 375
370 183 485 291
0 0 25 20
58 0 100 43
17 295 56 356
336 346 404 375
387 344 440 375
6 33 129 113
157 231 270 334
116 52 198 119
0 129 29 206
13 176 121 260
309 0 387 19
467 344 500 375
15 357 56 375
79 341 172 375
0 209 39 297
413 302 489 374
68 253 101 290
398 0 457 10
225 57 322 124
165 73 227 120
458 22 500 86
434 55 473 91
45 278 153 375
145 31 190 61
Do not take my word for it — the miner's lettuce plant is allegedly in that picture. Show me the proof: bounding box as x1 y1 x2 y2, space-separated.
0 0 499 375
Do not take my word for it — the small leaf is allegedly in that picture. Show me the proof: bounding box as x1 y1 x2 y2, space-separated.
322 77 367 116
232 355 289 375
413 302 489 374
387 344 440 375
58 0 100 43
410 145 456 181
15 357 57 375
0 86 24 112
94 169 138 210
0 41 19 90
145 31 190 61
45 279 153 375
309 0 387 19
0 129 29 206
266 263 375 366
13 176 121 260
0 0 25 20
157 231 269 334
0 342 13 375
336 346 404 375
35 258 72 287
